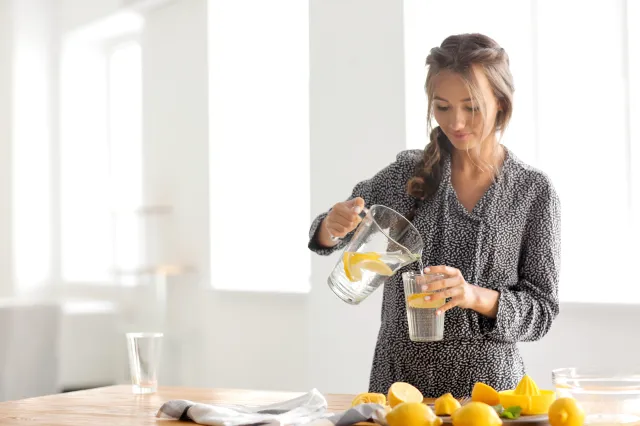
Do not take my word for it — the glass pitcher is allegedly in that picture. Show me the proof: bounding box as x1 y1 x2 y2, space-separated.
327 204 424 305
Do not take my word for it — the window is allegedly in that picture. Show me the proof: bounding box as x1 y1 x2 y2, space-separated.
12 0 52 291
59 12 144 284
107 42 144 279
628 0 640 276
404 0 639 303
207 0 311 292
534 1 632 304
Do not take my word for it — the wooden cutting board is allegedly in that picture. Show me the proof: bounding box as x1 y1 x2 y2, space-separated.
354 417 549 426
354 416 549 425
439 414 549 425
423 401 550 425
353 400 550 425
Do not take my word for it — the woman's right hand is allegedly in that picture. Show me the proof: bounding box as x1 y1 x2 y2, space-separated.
318 197 366 247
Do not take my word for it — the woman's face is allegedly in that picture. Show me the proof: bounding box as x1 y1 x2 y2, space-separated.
431 65 500 151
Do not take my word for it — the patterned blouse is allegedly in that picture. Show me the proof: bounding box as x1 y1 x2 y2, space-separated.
308 148 561 398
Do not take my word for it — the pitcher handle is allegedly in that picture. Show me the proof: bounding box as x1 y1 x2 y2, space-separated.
328 207 369 242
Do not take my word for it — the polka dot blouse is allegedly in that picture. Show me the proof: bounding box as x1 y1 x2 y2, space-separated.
308 148 561 398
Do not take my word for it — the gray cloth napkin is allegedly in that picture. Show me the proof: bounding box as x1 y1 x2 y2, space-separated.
315 403 388 426
156 389 388 426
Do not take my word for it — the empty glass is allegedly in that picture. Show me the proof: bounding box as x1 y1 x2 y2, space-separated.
402 271 446 342
126 332 163 394
327 204 424 305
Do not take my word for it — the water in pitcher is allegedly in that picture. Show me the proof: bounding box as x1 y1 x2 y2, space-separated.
328 249 421 304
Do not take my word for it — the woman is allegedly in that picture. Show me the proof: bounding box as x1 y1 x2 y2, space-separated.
307 33 560 398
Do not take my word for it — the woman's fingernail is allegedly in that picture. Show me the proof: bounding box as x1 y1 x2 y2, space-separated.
436 310 441 316
421 285 428 292
423 267 430 273
424 295 431 301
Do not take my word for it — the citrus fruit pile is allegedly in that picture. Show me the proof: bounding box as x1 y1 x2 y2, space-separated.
349 375 585 426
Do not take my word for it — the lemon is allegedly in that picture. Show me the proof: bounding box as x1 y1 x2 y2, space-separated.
350 392 387 407
407 293 445 309
434 393 461 416
471 382 501 406
342 252 381 282
386 402 443 426
451 401 502 426
548 398 585 426
355 259 393 276
387 382 424 408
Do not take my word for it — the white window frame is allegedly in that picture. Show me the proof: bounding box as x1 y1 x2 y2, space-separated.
56 15 144 287
628 0 640 260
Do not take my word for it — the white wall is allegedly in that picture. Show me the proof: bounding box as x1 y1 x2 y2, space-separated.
3 0 640 396
55 0 123 33
11 0 54 294
142 0 309 391
307 0 408 393
519 303 640 389
0 0 14 298
142 0 210 282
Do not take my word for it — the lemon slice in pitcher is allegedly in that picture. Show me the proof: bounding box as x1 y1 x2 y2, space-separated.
355 259 393 276
343 252 382 282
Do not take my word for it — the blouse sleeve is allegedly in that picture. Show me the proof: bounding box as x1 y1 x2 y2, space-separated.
482 178 561 343
308 150 421 256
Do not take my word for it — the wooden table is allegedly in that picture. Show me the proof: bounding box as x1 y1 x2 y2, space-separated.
0 385 358 425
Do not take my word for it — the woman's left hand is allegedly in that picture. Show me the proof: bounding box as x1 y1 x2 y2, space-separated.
419 265 477 315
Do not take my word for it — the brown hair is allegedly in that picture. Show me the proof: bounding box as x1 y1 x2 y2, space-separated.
406 33 515 202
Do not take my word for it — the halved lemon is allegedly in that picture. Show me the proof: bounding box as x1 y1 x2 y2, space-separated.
387 382 424 408
471 382 500 406
351 392 387 407
434 393 461 416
